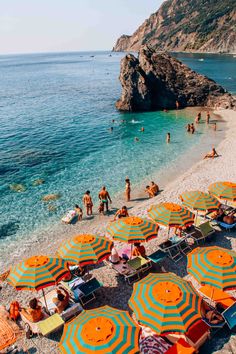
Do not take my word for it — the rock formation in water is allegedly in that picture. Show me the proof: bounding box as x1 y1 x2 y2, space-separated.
116 46 235 112
113 0 236 54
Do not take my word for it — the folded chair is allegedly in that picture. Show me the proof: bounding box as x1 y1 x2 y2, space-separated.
217 221 236 231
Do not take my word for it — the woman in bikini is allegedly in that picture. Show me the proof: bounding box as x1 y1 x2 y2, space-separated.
83 190 93 216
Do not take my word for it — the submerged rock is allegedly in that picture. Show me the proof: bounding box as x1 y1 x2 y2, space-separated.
116 46 236 112
9 183 26 193
41 193 61 202
32 178 45 186
48 204 57 212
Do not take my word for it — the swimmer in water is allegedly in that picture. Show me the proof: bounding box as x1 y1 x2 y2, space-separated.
134 137 139 142
190 123 195 134
112 119 115 123
186 124 191 132
195 112 201 124
140 127 145 132
166 132 170 143
108 127 113 132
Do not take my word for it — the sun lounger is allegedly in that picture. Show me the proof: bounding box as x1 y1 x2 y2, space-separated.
111 259 140 285
61 210 77 224
217 221 236 231
37 314 64 336
20 311 49 336
222 302 236 330
147 250 167 264
76 278 103 305
199 285 235 310
159 240 183 263
127 256 152 273
165 320 210 351
190 221 216 244
165 338 196 354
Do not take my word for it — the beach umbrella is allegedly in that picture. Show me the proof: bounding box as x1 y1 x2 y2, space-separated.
208 181 236 202
58 305 140 354
7 255 69 311
57 234 113 266
187 246 236 290
129 273 202 334
148 203 195 231
179 191 220 212
106 216 158 243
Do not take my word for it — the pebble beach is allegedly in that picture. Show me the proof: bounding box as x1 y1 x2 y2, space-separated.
1 108 236 354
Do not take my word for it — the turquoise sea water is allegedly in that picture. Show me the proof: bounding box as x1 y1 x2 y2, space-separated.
0 51 235 243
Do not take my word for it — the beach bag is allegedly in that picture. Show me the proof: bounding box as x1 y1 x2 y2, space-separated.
9 301 20 321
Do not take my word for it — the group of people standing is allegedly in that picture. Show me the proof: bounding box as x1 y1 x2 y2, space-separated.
74 178 159 220
185 111 216 135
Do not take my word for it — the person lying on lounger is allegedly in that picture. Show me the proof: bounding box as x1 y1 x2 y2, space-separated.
53 287 70 314
204 147 219 159
223 212 236 225
201 301 224 325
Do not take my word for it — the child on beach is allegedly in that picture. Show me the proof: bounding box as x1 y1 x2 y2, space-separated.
75 205 83 221
98 202 105 215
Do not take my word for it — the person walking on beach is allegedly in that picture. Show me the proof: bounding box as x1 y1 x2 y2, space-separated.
166 132 170 143
83 190 93 216
206 111 210 124
125 178 131 202
98 186 112 213
213 122 217 131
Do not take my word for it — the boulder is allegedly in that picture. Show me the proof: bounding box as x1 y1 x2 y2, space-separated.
41 194 61 202
116 46 235 112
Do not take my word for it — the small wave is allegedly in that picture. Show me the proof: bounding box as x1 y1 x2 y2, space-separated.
130 119 143 124
198 59 204 61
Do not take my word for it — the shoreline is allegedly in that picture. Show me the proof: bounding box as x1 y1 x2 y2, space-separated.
0 107 225 270
1 108 236 353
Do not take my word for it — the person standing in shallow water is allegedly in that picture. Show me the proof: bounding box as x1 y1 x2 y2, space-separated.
98 186 112 213
125 178 131 202
190 123 195 134
166 133 170 143
83 190 93 216
206 111 210 124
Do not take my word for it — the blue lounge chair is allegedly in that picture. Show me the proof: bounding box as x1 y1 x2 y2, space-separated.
218 221 236 231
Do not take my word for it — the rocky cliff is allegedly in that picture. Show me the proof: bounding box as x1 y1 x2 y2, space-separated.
113 0 236 53
116 46 235 112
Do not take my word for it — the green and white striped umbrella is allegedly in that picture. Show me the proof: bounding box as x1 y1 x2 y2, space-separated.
59 306 140 354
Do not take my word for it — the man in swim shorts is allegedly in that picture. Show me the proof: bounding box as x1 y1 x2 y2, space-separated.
98 186 112 212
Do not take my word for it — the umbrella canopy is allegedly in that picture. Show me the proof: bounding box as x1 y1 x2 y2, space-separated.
57 234 113 266
7 255 69 291
187 246 236 290
180 191 220 211
107 216 158 243
148 203 195 228
59 305 140 354
208 181 236 201
129 273 202 334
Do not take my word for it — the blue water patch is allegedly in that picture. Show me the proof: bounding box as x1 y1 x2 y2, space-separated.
0 51 235 241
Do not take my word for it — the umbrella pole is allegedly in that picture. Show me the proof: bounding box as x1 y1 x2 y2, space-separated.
210 286 215 307
130 244 133 260
42 288 49 314
167 227 170 238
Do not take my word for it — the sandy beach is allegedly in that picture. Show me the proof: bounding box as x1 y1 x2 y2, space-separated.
1 108 236 354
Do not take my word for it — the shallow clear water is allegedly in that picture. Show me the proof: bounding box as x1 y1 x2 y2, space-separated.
0 51 235 243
